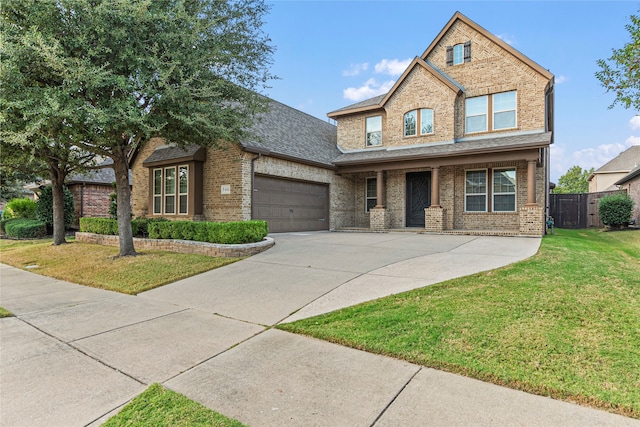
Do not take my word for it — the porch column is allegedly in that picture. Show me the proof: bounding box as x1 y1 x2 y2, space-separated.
375 170 384 208
430 166 440 208
526 160 537 206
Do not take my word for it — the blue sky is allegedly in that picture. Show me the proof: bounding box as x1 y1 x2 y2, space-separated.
261 1 640 182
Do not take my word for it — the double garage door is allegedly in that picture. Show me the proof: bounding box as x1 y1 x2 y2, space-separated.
253 175 329 233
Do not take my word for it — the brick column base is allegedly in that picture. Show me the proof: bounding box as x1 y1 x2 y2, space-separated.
425 207 445 232
519 205 544 236
370 207 389 230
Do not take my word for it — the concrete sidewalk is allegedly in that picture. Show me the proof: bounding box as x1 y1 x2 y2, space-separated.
1 232 638 426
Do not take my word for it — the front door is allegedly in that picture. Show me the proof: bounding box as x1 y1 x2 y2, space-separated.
406 172 431 227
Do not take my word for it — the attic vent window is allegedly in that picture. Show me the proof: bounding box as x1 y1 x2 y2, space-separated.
447 41 471 66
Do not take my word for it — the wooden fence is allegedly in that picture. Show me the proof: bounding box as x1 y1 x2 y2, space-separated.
549 190 626 229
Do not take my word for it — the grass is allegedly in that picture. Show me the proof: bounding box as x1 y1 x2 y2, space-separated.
0 238 241 295
278 228 640 419
102 383 245 427
0 307 13 317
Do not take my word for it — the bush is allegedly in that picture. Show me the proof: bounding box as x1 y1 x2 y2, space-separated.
2 198 37 220
35 185 75 230
132 217 169 237
598 193 634 227
79 218 139 236
148 220 268 244
4 218 47 239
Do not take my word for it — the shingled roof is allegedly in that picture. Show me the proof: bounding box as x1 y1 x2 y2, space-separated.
593 145 640 173
240 98 340 168
333 131 552 166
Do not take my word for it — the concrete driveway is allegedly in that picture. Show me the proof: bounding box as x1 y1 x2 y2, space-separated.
2 232 638 426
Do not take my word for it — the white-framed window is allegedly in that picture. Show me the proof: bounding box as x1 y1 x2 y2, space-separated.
404 108 434 137
178 165 188 215
153 165 189 215
420 108 434 134
453 44 464 65
465 96 488 133
366 115 382 146
493 91 517 130
493 168 516 211
153 169 162 214
465 169 487 212
164 167 176 214
366 177 377 212
404 110 417 136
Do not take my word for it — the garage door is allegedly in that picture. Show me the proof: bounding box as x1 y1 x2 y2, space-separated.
253 175 329 233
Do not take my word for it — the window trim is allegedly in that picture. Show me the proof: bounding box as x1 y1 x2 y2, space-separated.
366 115 382 147
404 108 434 137
464 169 488 212
453 44 464 65
153 168 162 215
365 177 377 212
152 165 190 215
465 96 488 134
492 91 517 131
492 168 517 212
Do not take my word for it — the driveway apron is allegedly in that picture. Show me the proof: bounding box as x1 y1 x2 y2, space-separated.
2 232 638 426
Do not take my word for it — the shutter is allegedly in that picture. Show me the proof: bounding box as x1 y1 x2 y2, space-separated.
446 46 453 66
464 41 471 63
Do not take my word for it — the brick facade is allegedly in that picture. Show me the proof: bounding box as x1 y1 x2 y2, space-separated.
329 12 551 236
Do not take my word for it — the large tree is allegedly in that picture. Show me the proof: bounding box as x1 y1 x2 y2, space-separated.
596 11 640 110
1 2 97 245
553 166 594 194
1 0 274 256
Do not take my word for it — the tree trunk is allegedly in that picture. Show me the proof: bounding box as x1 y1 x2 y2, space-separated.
112 149 137 257
49 167 67 246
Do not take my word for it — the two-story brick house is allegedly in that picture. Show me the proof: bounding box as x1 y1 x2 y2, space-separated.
328 11 554 235
130 12 554 236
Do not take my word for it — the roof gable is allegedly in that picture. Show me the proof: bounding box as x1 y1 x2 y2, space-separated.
421 11 553 81
594 145 640 173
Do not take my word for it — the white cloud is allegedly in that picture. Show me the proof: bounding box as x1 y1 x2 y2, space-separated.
629 115 640 130
555 75 568 84
496 33 516 46
626 135 640 146
343 62 369 77
343 78 395 102
374 58 411 76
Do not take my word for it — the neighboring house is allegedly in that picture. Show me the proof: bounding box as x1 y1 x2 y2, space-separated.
614 164 640 223
588 145 640 192
66 166 116 228
130 12 554 236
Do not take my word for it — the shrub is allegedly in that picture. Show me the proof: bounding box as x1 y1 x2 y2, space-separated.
132 217 169 237
148 220 268 244
4 218 47 239
2 198 37 220
35 185 75 230
598 193 634 227
79 217 139 236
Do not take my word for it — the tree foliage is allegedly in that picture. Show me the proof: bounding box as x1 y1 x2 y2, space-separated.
553 166 594 194
596 12 640 110
1 0 275 255
35 185 75 230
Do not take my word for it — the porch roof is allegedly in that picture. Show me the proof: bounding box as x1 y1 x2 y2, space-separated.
333 131 552 167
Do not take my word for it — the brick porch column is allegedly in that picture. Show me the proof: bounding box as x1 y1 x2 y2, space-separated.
526 160 537 206
375 170 384 208
430 166 440 208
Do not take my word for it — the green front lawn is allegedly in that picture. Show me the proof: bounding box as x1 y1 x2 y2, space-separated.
279 229 640 418
0 239 240 294
102 384 245 427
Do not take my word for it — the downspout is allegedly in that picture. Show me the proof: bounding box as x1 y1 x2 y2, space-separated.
250 153 261 220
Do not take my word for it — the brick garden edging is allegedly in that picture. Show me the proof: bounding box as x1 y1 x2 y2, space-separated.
75 232 274 258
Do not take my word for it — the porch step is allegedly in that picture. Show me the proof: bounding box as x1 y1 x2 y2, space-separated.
336 227 524 237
